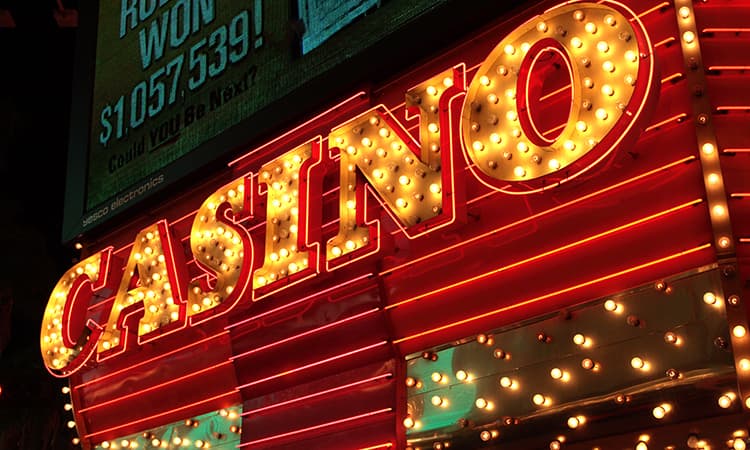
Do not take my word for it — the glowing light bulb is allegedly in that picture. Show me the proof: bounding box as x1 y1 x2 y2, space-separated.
702 142 715 154
576 121 588 132
403 417 415 428
514 166 526 177
683 31 695 43
537 21 548 32
718 392 736 408
504 44 516 55
456 370 468 381
567 415 584 429
703 292 717 305
602 84 614 96
733 325 747 338
475 398 488 409
664 331 679 345
739 358 750 371
719 236 732 248
585 22 597 34
679 6 690 18
549 159 561 170
631 356 645 369
597 41 609 53
652 403 671 419
472 140 484 152
573 333 591 347
571 37 583 48
480 75 491 86
426 86 438 96
596 108 608 120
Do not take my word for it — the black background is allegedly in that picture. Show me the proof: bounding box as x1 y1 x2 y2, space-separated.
0 1 80 448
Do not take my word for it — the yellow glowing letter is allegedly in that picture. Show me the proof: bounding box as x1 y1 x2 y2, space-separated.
41 249 116 377
462 2 655 192
327 66 466 266
98 221 187 357
253 139 323 293
188 176 254 322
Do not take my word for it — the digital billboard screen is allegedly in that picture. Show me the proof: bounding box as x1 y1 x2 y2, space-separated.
63 0 524 242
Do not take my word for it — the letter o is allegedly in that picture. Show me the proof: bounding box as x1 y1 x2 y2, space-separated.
461 1 657 193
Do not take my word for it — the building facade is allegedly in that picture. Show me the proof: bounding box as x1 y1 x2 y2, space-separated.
42 0 750 448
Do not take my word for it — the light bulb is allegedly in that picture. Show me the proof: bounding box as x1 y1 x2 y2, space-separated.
631 356 645 369
733 325 747 338
718 392 736 408
683 31 695 44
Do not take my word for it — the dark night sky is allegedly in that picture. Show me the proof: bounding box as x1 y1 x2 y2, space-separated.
0 1 81 448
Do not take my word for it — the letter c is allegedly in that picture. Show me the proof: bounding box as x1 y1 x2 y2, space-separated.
40 248 117 377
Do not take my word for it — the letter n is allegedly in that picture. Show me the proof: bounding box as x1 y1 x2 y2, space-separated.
326 65 466 269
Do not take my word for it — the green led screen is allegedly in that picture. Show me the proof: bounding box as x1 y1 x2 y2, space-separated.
76 0 446 237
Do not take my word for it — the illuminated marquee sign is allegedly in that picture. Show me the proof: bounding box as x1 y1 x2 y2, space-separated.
43 1 656 376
